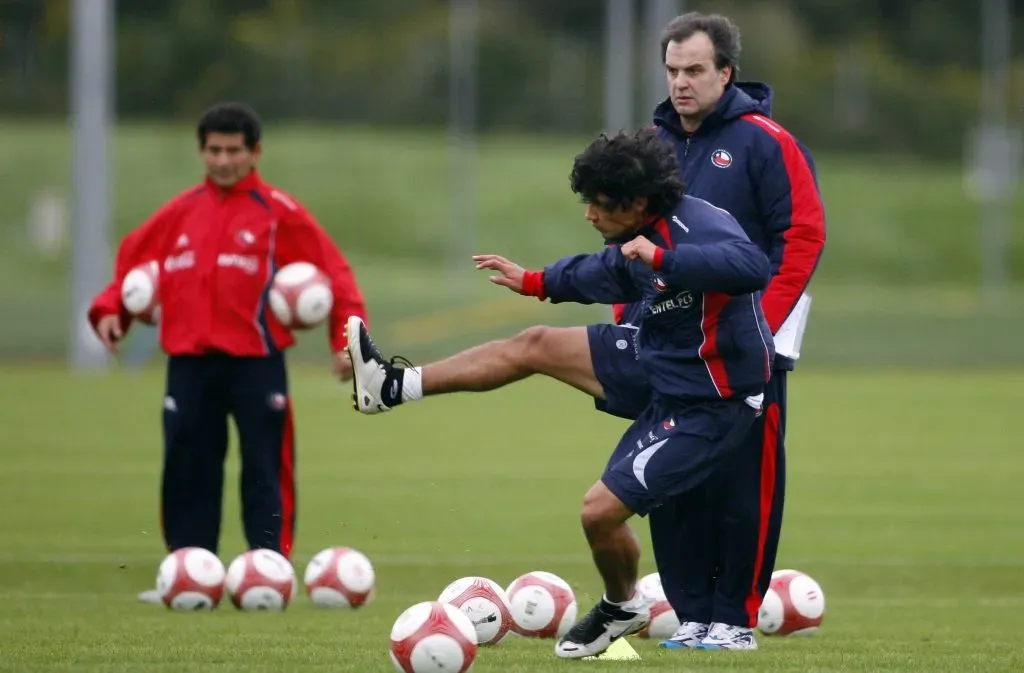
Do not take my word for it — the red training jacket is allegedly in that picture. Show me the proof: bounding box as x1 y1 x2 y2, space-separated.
88 170 367 356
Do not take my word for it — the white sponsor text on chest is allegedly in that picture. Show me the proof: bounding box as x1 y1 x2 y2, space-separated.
162 250 261 274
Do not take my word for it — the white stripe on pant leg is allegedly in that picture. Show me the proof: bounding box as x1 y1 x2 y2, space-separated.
632 438 669 489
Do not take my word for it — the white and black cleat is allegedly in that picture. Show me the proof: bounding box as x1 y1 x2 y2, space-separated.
345 316 413 415
554 598 650 659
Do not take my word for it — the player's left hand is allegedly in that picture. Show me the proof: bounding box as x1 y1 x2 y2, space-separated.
472 254 524 293
333 350 354 381
620 236 659 266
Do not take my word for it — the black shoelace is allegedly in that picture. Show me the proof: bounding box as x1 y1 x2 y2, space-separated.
388 355 415 369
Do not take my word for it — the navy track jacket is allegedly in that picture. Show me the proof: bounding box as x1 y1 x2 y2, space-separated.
526 196 774 404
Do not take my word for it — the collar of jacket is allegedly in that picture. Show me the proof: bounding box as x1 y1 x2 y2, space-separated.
599 213 662 246
603 213 666 246
204 169 264 194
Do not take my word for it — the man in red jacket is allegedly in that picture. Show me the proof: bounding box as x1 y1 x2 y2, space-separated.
88 102 367 602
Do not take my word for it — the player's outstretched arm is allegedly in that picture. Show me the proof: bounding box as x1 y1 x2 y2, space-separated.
473 254 527 293
476 247 641 305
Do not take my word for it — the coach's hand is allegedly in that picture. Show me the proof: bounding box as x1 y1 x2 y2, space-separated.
94 314 124 353
473 254 525 293
333 350 354 381
620 236 659 266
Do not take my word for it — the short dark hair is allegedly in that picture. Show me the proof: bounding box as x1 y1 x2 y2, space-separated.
196 102 262 149
569 128 685 217
660 12 741 84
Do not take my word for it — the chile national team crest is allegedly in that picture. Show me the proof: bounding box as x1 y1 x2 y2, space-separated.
711 149 733 168
236 229 256 247
651 274 669 293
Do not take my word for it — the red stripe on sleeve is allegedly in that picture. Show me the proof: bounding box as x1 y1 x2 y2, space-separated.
741 114 826 333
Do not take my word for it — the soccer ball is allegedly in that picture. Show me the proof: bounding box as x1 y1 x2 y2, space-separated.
268 262 333 329
634 572 680 639
438 576 514 646
121 260 160 325
303 546 376 608
225 549 298 611
757 568 826 636
505 571 577 638
389 601 478 673
154 547 226 610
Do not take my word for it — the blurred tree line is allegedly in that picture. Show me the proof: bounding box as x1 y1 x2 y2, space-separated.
1 0 1022 160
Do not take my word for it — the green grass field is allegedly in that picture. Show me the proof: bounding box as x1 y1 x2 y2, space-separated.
1 119 1022 669
1 363 1022 672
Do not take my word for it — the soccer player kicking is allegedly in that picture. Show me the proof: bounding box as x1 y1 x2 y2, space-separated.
349 128 774 658
348 10 826 651
88 102 368 603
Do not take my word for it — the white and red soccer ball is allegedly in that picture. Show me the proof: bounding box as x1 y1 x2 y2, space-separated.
155 547 226 610
634 572 680 639
225 549 297 611
121 260 161 325
389 600 478 673
268 261 333 329
438 576 514 646
303 546 376 608
504 571 577 638
757 568 826 636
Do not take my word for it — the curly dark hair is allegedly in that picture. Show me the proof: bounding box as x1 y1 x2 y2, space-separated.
569 128 685 216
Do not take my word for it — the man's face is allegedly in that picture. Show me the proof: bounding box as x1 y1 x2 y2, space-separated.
664 32 731 128
585 195 647 240
201 132 259 187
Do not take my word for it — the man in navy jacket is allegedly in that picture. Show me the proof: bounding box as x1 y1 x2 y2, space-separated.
638 12 825 651
348 128 774 659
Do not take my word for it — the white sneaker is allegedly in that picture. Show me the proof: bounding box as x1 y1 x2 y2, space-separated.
554 597 651 659
698 622 758 650
346 316 396 414
658 621 709 649
137 589 163 605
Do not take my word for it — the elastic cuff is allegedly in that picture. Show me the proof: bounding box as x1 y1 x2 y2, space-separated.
651 246 665 271
521 270 547 301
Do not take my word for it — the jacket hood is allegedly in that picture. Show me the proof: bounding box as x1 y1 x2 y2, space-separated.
653 81 774 135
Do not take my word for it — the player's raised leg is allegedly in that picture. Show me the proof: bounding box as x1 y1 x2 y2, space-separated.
346 315 603 414
228 353 296 559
